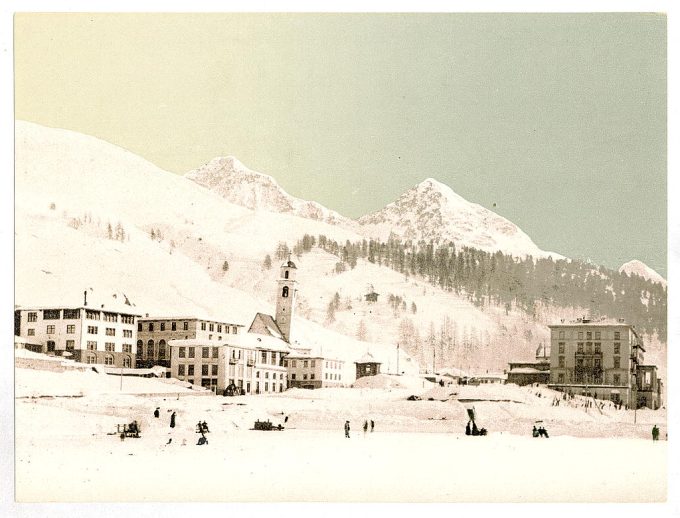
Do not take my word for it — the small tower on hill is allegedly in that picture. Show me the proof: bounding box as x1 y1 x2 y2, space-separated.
275 255 297 342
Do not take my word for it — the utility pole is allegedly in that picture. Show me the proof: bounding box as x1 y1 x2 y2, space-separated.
396 343 400 375
432 347 436 375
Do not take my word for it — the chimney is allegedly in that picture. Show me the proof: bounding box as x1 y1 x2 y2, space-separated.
83 291 88 306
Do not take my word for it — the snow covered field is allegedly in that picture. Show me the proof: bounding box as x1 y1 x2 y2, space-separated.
14 366 667 503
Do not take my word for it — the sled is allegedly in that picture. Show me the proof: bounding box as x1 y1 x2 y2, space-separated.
252 419 284 431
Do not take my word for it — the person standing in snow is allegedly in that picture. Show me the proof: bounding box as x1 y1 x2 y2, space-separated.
344 420 350 438
363 420 368 434
154 407 160 418
652 425 659 441
370 420 375 432
170 411 176 429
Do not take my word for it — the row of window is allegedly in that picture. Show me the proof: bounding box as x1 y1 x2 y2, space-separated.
85 341 133 353
557 330 622 340
557 356 622 369
178 346 220 359
138 321 240 334
555 373 622 385
84 354 133 367
178 364 219 377
557 342 622 354
84 310 134 324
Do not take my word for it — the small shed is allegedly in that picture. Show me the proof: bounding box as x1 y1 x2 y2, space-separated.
355 352 381 379
364 291 379 303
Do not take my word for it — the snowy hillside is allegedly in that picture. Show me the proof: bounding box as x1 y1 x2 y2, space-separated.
185 156 358 228
359 178 560 259
619 259 667 286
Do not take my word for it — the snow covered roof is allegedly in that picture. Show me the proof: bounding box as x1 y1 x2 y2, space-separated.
281 259 297 269
16 303 141 316
138 315 244 326
168 333 293 354
355 352 381 364
508 367 547 375
248 313 284 340
549 318 633 327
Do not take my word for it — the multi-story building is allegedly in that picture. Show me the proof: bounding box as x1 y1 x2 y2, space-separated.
284 353 345 389
14 304 139 367
136 316 244 368
168 333 289 395
506 343 551 386
548 317 661 408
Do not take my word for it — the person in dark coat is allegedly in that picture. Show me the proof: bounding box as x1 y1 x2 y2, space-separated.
532 426 539 438
170 411 176 429
652 425 659 441
154 407 160 418
344 420 350 438
370 420 375 432
363 420 368 433
472 422 480 436
465 422 471 435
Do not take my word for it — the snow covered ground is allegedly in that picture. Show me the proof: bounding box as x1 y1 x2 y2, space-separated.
14 365 668 503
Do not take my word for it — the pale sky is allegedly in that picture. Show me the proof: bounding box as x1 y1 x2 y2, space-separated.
14 13 667 276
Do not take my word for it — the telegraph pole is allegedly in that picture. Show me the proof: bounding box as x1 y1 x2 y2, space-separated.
396 343 400 375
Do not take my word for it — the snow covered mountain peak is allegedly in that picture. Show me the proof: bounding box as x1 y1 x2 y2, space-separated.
619 260 666 286
359 178 557 259
185 156 356 227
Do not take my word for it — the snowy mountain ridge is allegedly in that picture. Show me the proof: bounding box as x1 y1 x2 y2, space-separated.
619 260 666 286
185 156 358 228
359 177 561 259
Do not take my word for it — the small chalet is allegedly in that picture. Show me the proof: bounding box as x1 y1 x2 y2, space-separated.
355 352 381 379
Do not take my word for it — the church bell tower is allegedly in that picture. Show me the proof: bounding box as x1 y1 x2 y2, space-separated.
275 255 297 343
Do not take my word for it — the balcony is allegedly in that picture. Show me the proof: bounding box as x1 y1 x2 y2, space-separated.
229 358 238 365
247 359 255 367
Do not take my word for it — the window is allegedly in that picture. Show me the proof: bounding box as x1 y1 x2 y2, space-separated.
291 360 297 368
147 345 154 357
201 322 206 331
188 347 195 358
202 347 209 358
280 373 284 380
65 340 75 350
104 355 114 366
261 352 267 363
43 309 60 320
594 343 601 353
285 270 289 279
325 373 328 380
303 360 308 368
576 358 584 368
558 356 565 368
183 322 189 331
558 342 565 354
87 341 97 351
27 312 37 322
578 332 583 339
179 347 186 358
160 322 165 331
209 323 214 332
63 309 79 319
212 365 218 376
208 334 213 340
232 326 238 334
202 365 209 376
586 332 592 340
614 357 621 369
291 373 296 380
178 365 185 376
138 323 142 331
558 330 565 339
282 286 289 298
594 358 601 368
594 331 601 340
265 382 269 391
149 323 154 332
310 373 315 380
86 310 100 320
188 365 194 376
121 315 134 324
586 342 592 354
27 329 35 336
557 373 565 383
256 371 260 378
271 353 277 365
217 324 222 332
159 344 166 359
303 374 307 380
577 342 584 353
212 347 219 359
46 325 55 334
106 328 116 336
88 326 98 334
123 329 132 338
123 356 132 368
614 343 621 354
311 360 316 368
136 340 143 354
613 374 621 384
123 344 132 353
105 342 115 352
614 332 621 340
86 355 96 364
172 322 177 331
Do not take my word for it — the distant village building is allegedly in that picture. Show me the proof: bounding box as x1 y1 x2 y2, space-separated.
548 317 662 409
168 334 288 394
14 295 139 368
470 372 507 385
136 316 244 368
364 291 379 303
355 352 381 379
284 352 345 389
506 343 551 386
